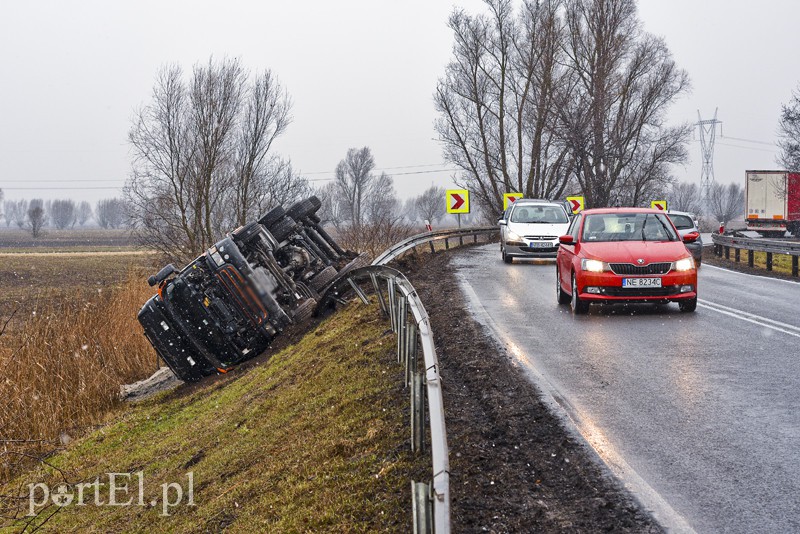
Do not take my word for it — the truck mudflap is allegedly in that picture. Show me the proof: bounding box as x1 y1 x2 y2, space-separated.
138 296 217 382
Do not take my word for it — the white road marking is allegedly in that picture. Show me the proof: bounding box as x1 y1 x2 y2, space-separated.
702 263 800 285
697 299 800 339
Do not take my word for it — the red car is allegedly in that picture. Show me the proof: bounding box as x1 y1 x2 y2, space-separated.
556 208 699 314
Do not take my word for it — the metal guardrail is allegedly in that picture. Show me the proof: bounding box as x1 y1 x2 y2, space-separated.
320 265 450 534
712 234 800 276
372 226 499 266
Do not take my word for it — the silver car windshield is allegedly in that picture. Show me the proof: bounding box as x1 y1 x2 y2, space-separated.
582 213 679 242
510 205 568 224
669 214 695 230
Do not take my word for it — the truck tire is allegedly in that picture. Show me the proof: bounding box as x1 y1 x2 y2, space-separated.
258 206 286 228
309 265 338 292
286 196 322 221
292 298 316 323
270 216 298 242
231 222 262 247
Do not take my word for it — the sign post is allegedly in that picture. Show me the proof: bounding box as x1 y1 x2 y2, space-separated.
446 189 470 246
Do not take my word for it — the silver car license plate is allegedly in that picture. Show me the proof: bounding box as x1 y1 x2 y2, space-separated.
622 277 662 288
528 241 551 248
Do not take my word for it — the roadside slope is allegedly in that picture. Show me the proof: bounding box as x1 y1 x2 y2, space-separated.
7 302 423 533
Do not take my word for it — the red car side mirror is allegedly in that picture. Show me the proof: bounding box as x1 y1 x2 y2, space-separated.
559 235 574 245
683 231 699 243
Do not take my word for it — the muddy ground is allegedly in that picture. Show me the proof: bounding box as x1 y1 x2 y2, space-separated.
395 249 662 533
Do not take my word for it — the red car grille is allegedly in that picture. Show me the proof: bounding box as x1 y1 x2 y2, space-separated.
609 262 672 275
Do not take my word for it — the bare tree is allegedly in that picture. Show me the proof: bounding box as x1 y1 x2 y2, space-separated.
3 200 14 227
50 199 77 229
126 57 299 261
13 199 28 228
332 147 376 229
708 182 744 226
322 148 413 255
403 197 419 223
667 181 702 213
96 198 128 229
76 201 93 226
415 186 447 224
27 199 46 238
435 0 574 213
777 84 800 172
559 0 691 208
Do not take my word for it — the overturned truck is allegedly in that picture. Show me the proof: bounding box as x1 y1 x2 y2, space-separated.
138 196 365 382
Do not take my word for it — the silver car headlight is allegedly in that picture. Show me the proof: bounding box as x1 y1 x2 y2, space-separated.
581 258 608 272
507 229 522 241
674 257 695 271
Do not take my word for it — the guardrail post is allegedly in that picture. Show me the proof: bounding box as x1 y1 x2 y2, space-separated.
735 248 740 262
387 278 397 333
347 278 371 305
411 481 433 534
405 323 418 387
473 233 478 244
429 241 435 254
444 238 449 250
397 295 407 366
793 255 799 277
370 273 389 317
459 234 463 246
748 249 754 267
724 246 730 259
411 371 426 453
766 252 773 271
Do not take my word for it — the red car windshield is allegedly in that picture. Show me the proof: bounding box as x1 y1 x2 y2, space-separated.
582 213 679 242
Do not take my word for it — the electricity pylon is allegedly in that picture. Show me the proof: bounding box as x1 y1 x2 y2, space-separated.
697 109 721 202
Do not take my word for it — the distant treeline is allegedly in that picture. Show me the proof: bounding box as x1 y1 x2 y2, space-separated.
1 196 129 236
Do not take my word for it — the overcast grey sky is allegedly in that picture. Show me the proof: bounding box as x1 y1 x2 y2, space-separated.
1 0 798 204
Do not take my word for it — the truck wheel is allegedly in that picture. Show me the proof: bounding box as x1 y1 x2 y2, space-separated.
292 298 316 323
309 265 338 292
270 216 298 242
286 196 322 221
258 206 286 228
231 222 262 248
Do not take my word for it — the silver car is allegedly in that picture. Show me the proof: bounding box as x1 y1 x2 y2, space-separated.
666 210 703 266
499 200 571 263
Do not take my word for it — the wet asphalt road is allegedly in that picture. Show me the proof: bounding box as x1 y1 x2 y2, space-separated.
452 244 800 534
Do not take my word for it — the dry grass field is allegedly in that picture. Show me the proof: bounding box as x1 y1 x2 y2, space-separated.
0 242 160 481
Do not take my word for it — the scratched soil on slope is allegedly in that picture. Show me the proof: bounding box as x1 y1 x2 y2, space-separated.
394 250 662 533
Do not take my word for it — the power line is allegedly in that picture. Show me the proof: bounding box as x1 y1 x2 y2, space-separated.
302 162 449 175
719 135 776 147
716 142 778 154
308 167 459 182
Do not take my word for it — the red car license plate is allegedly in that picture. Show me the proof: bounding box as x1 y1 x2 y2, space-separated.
622 277 662 288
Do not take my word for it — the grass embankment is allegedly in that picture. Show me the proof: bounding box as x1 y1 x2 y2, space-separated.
3 302 421 532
